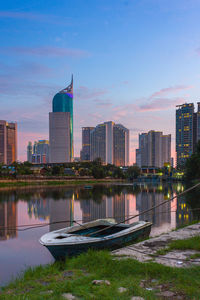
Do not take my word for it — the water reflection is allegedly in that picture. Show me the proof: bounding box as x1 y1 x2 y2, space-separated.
22 183 199 234
0 201 17 240
0 184 199 242
0 183 199 286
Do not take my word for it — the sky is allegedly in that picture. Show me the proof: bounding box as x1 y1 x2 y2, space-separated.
1 0 200 163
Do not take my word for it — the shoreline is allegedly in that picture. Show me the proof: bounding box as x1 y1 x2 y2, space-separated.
1 223 200 299
0 178 125 190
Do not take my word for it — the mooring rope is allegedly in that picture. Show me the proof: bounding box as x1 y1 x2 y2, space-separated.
0 182 200 232
85 182 200 237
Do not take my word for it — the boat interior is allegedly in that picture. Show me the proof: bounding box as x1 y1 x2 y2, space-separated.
56 224 130 238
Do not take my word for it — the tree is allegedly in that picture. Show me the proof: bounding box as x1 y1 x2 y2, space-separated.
92 166 106 179
184 140 200 181
126 166 141 180
52 165 62 175
93 157 102 166
113 167 125 179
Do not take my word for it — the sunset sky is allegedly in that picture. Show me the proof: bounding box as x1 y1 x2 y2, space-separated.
1 0 200 163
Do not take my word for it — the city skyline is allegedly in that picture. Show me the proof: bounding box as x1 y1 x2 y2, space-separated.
1 1 200 163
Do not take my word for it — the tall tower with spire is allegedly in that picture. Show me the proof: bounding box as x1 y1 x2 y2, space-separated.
49 76 73 163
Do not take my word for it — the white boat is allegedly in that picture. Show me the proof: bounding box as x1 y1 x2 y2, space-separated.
39 219 152 260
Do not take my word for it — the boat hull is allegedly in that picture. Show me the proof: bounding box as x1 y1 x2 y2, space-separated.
45 224 151 260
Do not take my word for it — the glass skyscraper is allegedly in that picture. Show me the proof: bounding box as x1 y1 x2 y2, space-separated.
176 103 195 167
52 75 73 160
49 76 73 163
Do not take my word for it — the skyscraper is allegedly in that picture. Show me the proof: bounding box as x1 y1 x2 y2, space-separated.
80 127 94 161
27 142 33 163
49 76 73 163
113 124 129 166
90 121 129 166
36 140 49 163
136 130 171 168
0 120 17 165
176 103 198 167
27 140 49 163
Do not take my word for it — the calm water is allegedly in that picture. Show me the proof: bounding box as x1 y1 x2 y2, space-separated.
0 183 200 286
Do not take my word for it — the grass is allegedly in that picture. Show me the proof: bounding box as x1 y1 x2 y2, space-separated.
1 250 200 299
0 179 116 188
174 220 200 230
155 236 200 257
190 253 200 259
168 236 200 251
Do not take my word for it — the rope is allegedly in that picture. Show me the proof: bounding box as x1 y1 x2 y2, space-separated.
1 206 200 232
0 182 200 233
85 182 200 237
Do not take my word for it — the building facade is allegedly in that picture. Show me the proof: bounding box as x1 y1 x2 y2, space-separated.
136 130 171 168
0 120 17 165
49 76 73 163
90 121 129 166
27 140 49 163
113 124 129 166
80 127 94 161
176 103 200 167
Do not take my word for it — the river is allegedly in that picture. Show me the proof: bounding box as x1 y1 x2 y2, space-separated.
0 182 199 286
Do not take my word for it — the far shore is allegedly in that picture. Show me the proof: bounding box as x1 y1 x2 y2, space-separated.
0 177 126 190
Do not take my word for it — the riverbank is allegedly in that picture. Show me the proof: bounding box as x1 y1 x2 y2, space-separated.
0 178 125 189
113 222 200 268
1 224 200 299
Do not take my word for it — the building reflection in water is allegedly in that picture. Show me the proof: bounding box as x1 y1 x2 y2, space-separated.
0 198 17 240
80 191 130 224
176 197 193 226
135 184 172 236
49 190 74 231
24 183 195 236
27 192 50 221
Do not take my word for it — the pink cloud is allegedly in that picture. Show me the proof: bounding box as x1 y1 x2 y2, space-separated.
150 85 193 99
2 46 89 58
138 97 186 112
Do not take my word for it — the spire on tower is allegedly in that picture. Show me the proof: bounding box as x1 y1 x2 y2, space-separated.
59 75 73 96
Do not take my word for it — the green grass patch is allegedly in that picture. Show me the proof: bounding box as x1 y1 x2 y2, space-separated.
0 180 114 188
168 236 200 252
155 235 200 257
1 250 200 299
175 220 199 230
190 253 200 259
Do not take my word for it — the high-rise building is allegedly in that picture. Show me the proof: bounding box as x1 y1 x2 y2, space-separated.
136 130 171 168
27 142 33 163
113 124 129 166
37 140 49 163
0 120 17 165
80 127 94 161
27 140 49 163
90 121 129 166
176 103 200 167
49 76 73 163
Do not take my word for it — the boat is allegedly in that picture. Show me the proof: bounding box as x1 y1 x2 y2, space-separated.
39 219 152 260
84 185 93 189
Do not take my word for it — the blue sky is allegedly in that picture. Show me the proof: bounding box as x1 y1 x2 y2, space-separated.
1 0 200 162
